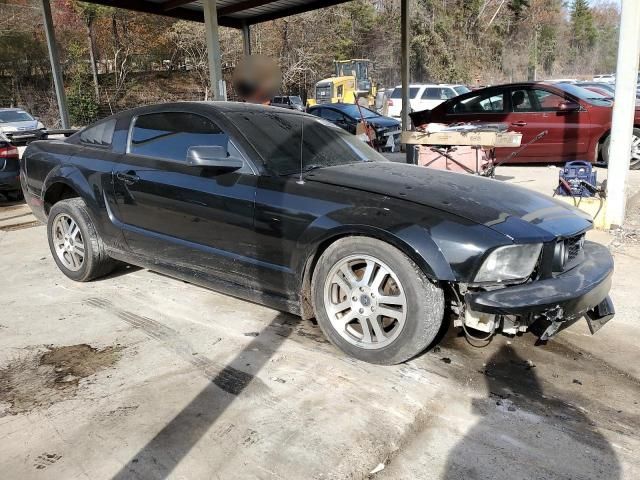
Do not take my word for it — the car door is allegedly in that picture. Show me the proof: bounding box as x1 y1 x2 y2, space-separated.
318 108 356 134
110 110 259 284
507 86 588 162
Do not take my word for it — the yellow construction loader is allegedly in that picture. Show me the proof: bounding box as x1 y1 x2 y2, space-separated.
308 59 376 107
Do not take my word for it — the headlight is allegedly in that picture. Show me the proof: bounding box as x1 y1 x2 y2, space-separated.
474 243 542 283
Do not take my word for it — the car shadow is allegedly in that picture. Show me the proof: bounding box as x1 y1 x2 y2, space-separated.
111 311 299 480
441 344 620 479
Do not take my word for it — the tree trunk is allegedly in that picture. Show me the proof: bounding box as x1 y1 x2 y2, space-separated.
86 18 100 101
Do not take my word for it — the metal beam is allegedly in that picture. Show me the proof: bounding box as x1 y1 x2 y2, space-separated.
162 0 196 11
400 0 409 132
84 0 242 28
218 0 278 16
203 0 226 101
244 0 351 25
606 0 640 227
40 0 69 129
242 22 252 56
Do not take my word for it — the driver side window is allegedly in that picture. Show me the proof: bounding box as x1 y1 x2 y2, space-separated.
128 112 252 173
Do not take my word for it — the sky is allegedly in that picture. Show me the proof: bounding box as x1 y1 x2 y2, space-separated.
589 0 621 7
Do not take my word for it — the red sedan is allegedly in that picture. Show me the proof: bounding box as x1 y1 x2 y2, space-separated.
417 82 640 169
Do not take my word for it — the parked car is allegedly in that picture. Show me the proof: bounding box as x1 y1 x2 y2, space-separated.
0 132 21 200
593 74 615 84
415 82 640 168
21 102 614 364
0 108 47 145
270 95 305 111
387 84 470 119
308 103 400 151
580 85 614 99
576 82 616 96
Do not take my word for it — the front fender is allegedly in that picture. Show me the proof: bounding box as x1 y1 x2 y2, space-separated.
293 212 456 283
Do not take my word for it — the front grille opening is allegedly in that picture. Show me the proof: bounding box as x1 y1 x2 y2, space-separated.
553 233 585 272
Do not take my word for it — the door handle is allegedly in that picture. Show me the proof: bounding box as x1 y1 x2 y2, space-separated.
511 121 527 127
116 171 140 185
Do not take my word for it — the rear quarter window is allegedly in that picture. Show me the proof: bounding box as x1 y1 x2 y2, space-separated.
79 119 116 147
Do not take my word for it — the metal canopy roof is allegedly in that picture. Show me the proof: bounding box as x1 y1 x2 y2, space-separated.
84 0 352 28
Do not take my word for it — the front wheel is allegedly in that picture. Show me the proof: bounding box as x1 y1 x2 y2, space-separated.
311 237 444 365
601 127 640 170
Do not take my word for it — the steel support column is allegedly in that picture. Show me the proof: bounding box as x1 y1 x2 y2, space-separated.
203 0 226 100
400 0 409 132
606 0 640 227
40 0 69 128
242 22 252 56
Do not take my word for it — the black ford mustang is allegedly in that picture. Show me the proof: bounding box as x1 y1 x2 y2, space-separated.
20 102 614 364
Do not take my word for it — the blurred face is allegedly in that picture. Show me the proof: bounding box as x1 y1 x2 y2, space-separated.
232 55 281 104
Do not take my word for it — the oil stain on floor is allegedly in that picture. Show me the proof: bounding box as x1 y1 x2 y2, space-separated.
0 344 123 416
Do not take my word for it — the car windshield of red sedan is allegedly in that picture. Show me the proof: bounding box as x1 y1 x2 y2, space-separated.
554 83 613 106
228 111 387 175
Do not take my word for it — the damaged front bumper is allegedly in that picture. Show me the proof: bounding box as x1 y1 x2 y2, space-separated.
464 241 614 338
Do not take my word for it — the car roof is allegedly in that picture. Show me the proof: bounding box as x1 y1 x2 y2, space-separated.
0 108 26 112
111 101 308 118
391 84 463 88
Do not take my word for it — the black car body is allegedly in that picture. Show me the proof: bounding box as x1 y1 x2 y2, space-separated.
0 132 21 195
308 103 401 151
20 102 614 364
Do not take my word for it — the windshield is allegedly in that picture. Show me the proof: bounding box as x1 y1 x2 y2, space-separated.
0 110 34 123
290 96 303 105
554 83 613 106
336 104 379 119
316 84 333 100
228 111 387 175
454 86 471 95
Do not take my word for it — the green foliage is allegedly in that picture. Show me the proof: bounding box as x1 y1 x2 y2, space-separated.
67 87 99 126
570 0 597 52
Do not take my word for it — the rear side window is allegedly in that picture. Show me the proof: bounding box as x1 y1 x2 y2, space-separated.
448 91 505 114
80 119 116 147
390 87 420 99
129 112 228 162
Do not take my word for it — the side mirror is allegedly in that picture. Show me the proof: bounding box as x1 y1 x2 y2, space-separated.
558 100 581 112
186 145 243 172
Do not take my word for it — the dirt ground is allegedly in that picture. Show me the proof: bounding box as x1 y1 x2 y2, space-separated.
1 166 640 479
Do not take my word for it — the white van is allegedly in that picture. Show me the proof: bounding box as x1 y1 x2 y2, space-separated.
387 84 470 119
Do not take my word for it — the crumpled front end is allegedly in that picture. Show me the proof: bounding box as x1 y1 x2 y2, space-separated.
456 239 615 341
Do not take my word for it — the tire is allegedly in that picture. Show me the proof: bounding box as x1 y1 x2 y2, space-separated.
601 127 640 170
47 198 116 282
311 236 444 365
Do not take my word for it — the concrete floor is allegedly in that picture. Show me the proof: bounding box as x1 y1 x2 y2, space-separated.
1 166 640 479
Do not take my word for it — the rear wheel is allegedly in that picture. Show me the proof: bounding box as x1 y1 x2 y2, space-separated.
601 127 640 169
47 198 116 282
311 237 444 365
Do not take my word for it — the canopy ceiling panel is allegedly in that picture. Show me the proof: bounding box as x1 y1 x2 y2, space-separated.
84 0 352 28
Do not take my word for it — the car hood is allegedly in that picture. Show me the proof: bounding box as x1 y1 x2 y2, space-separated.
0 120 39 131
306 162 592 240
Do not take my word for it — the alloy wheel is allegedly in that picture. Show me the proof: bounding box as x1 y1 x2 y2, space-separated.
52 213 85 272
630 134 640 169
323 254 407 349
